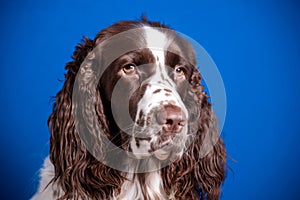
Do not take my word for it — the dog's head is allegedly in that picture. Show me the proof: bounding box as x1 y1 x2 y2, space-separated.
49 17 226 200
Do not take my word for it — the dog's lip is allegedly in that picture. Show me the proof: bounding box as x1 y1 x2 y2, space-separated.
153 149 170 160
149 138 172 153
134 136 152 141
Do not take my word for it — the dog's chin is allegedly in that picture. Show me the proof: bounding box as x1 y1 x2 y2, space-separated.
151 131 187 160
152 146 182 161
130 139 184 161
152 140 185 161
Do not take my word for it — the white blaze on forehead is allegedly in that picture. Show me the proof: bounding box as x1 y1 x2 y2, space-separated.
144 26 167 65
143 26 168 50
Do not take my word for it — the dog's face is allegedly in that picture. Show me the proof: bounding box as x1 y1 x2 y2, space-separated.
98 27 198 161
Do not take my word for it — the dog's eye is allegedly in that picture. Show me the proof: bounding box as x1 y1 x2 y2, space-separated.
122 64 136 75
175 66 185 76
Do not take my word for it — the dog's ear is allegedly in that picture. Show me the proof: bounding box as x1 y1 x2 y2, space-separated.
162 68 226 199
48 37 122 199
190 69 227 199
49 37 94 182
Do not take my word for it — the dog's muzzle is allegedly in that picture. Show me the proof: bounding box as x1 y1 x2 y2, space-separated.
131 83 189 160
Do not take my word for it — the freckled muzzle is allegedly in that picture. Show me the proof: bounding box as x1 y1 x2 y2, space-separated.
131 82 189 160
148 104 187 156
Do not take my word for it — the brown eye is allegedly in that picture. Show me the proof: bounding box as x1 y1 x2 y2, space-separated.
175 66 185 76
122 64 136 74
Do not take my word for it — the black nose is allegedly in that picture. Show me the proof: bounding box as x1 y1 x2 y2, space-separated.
156 105 186 133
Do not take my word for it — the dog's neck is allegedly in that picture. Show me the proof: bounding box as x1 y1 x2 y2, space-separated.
115 171 167 200
114 158 173 200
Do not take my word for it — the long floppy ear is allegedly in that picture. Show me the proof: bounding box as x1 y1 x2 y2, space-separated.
190 68 227 200
162 68 226 200
48 37 123 200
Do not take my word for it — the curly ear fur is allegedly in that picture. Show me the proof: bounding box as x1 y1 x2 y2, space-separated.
48 37 124 200
162 68 226 200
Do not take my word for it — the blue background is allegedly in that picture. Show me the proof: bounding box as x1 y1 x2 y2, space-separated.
1 0 299 199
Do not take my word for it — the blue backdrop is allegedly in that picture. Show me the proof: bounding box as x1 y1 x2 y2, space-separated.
1 0 299 199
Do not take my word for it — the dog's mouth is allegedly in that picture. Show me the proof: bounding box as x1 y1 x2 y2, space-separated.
148 130 177 152
129 102 188 160
149 137 172 153
130 128 186 161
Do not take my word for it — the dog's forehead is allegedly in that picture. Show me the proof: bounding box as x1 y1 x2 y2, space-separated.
97 25 193 70
141 26 192 67
143 26 166 69
143 26 168 50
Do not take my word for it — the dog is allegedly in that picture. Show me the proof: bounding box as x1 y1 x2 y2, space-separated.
32 16 226 200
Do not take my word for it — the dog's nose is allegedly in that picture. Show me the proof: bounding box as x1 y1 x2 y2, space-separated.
156 105 186 133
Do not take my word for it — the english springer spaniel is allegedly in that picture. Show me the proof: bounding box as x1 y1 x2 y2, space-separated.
32 17 226 200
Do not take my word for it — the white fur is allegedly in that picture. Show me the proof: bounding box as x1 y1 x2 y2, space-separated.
31 157 63 200
130 139 152 159
115 171 166 200
143 26 168 50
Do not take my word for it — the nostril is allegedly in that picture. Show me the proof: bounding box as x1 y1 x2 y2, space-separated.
166 119 173 125
178 120 186 126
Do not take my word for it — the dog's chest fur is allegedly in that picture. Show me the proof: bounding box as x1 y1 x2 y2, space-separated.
31 157 173 200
